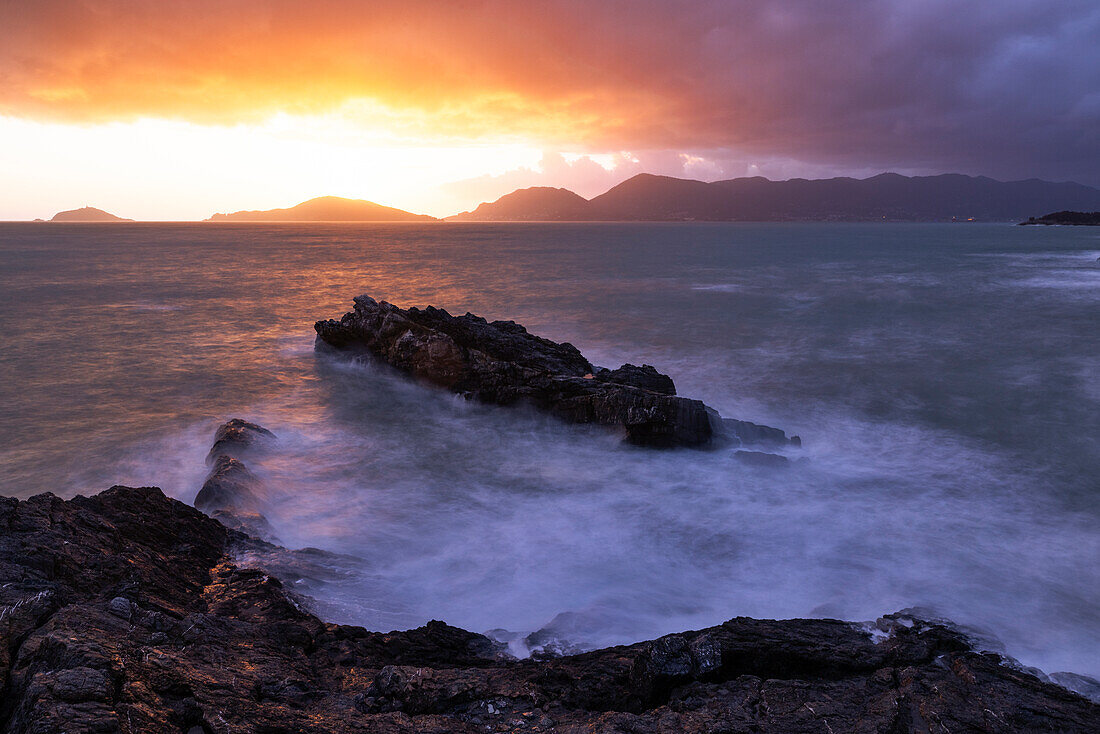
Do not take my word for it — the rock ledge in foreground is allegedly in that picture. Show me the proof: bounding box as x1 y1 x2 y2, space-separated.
315 296 797 449
2 486 1097 733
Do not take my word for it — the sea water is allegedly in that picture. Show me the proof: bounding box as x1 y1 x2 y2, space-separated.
0 221 1097 678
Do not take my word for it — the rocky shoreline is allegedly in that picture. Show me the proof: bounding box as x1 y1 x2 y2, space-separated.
3 482 1099 733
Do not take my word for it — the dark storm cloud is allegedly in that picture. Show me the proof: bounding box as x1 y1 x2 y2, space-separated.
1 0 1097 183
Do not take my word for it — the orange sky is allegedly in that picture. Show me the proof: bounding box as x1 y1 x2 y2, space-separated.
1 2 685 143
1 1 1097 218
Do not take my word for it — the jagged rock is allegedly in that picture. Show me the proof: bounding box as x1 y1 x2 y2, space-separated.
194 420 375 603
51 667 113 703
195 419 277 539
595 364 677 395
107 596 133 619
315 296 794 448
211 507 277 538
2 486 1097 732
722 418 795 447
194 455 261 514
206 417 275 465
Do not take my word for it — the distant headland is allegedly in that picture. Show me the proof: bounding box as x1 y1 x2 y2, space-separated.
48 206 133 222
449 173 1100 223
1020 211 1100 226
205 196 437 222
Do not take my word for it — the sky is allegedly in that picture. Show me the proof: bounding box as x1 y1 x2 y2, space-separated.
1 0 1098 219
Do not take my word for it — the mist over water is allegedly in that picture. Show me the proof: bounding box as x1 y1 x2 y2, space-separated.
1 222 1097 678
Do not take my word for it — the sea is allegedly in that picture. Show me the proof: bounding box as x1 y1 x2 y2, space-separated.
1 222 1097 680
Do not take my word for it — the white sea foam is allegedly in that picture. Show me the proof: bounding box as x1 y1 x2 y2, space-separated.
208 349 1100 680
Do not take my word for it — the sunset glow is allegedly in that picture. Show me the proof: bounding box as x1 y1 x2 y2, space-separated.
1 1 1098 217
0 114 548 219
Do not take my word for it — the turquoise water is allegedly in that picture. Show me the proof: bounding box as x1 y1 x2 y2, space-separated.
1 222 1097 677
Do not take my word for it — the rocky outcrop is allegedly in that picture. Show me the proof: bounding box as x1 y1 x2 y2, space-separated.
194 418 276 537
2 486 1098 732
315 296 798 450
205 418 275 464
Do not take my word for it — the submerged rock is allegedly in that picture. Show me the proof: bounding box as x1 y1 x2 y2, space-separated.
1 486 1097 732
315 296 797 449
733 449 790 467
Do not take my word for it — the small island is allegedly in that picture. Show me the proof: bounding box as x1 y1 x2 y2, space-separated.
49 206 133 222
206 195 436 222
1020 211 1100 226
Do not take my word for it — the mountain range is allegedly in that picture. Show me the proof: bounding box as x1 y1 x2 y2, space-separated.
449 173 1100 222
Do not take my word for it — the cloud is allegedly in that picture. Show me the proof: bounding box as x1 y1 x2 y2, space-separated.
2 1 1099 185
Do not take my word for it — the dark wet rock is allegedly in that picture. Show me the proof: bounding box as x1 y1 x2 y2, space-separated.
195 421 364 599
523 611 608 658
195 419 276 538
2 486 1098 732
211 507 278 538
595 363 677 395
228 532 365 605
206 417 275 465
107 595 133 619
194 419 379 610
722 418 796 447
315 296 794 448
51 666 114 703
733 450 790 467
195 454 262 514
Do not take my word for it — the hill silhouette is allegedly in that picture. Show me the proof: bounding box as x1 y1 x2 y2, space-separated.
49 207 132 222
450 187 591 221
206 196 436 222
449 173 1100 222
1020 211 1100 225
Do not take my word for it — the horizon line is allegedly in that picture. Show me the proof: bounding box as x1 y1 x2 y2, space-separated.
18 170 1100 223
